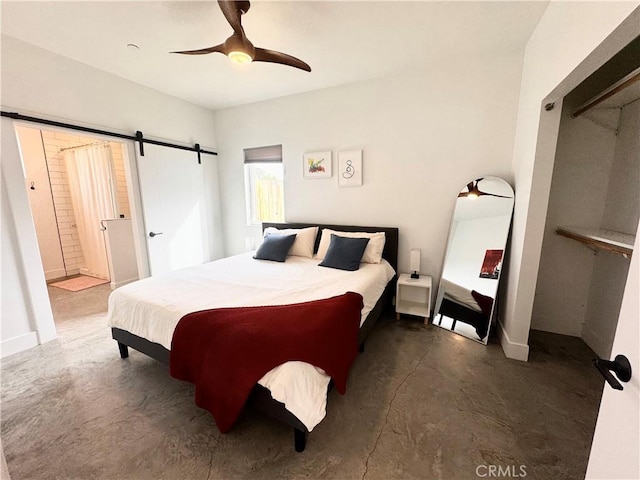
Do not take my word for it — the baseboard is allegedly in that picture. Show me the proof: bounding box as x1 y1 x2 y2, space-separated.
496 321 529 362
110 277 139 290
1 332 38 358
530 317 583 337
44 268 66 281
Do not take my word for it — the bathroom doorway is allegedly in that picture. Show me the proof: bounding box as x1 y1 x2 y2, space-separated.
15 125 139 294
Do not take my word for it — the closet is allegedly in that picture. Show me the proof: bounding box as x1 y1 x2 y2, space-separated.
531 38 639 359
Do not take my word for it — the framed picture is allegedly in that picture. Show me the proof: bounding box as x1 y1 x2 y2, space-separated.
303 151 332 178
338 150 362 187
479 249 503 279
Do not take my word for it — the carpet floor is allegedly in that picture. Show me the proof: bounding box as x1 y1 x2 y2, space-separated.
1 284 603 479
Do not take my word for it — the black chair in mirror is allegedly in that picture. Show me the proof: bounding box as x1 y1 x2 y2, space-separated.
434 176 515 344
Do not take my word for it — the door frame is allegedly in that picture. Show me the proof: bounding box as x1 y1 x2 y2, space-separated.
125 140 150 279
498 6 640 362
519 9 640 343
1 117 56 348
525 6 639 471
4 118 150 345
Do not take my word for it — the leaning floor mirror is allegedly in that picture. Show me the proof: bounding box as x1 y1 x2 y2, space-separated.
434 177 514 344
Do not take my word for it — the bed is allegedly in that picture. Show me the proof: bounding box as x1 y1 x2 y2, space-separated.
107 222 398 452
436 278 492 341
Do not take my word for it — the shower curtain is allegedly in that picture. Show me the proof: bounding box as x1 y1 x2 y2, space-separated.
64 143 115 280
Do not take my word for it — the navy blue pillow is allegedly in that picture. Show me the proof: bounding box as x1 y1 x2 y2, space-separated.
319 234 370 271
253 234 297 262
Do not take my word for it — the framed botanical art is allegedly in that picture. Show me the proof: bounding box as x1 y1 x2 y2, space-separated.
338 150 362 187
303 151 332 178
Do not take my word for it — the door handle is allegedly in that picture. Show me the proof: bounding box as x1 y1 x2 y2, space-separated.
594 354 632 391
149 231 163 238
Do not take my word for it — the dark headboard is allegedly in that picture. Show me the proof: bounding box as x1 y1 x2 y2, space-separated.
262 222 399 274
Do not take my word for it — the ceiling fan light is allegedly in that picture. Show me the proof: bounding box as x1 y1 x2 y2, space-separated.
228 50 253 64
467 192 479 199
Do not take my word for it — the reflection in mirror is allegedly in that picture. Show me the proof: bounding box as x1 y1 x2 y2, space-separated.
434 177 514 344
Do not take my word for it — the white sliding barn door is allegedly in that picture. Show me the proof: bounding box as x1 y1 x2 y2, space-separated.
136 143 210 276
586 218 639 479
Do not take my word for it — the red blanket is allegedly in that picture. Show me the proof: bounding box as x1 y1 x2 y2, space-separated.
471 290 494 318
169 292 364 433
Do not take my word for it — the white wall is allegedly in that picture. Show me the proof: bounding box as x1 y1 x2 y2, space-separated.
1 118 56 357
214 52 524 280
582 99 640 358
601 100 640 235
1 35 218 146
1 36 221 357
500 2 640 361
1 181 38 355
16 125 67 280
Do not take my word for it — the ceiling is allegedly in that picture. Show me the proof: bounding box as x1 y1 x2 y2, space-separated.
1 1 549 111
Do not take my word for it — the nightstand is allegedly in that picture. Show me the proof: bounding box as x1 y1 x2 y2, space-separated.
396 273 432 323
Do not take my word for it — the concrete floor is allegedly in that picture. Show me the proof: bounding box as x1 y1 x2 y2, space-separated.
1 284 604 479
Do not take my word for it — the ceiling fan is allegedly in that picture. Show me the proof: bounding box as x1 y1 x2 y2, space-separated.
458 179 512 199
171 0 311 72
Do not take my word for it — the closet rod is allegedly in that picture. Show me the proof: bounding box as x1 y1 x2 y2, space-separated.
1 111 217 162
572 67 640 118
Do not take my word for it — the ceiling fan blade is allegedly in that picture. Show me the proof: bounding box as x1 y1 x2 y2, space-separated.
171 44 226 55
458 182 475 197
477 191 513 199
218 0 248 34
254 47 311 72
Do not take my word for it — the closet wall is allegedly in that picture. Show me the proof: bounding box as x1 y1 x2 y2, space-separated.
532 89 639 358
18 125 129 280
582 99 639 354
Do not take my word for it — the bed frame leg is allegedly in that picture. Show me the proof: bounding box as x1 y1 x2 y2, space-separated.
117 342 129 359
294 428 306 452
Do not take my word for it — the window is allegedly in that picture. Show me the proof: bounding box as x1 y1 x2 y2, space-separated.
244 145 284 225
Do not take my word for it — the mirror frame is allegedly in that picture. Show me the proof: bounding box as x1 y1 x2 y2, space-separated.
434 176 514 344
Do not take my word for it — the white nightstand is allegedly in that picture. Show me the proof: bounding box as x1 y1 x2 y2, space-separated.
396 273 432 323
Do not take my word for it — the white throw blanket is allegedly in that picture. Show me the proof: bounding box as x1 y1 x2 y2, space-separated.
440 278 482 312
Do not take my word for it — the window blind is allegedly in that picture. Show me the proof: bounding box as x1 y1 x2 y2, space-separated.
243 145 282 163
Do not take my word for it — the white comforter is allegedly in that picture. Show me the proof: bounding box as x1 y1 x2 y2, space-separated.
440 278 482 312
107 252 395 431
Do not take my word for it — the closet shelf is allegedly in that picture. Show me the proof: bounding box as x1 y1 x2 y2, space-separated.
556 226 634 257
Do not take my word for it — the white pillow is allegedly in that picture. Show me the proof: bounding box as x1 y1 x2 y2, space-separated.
263 226 318 258
316 229 386 264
